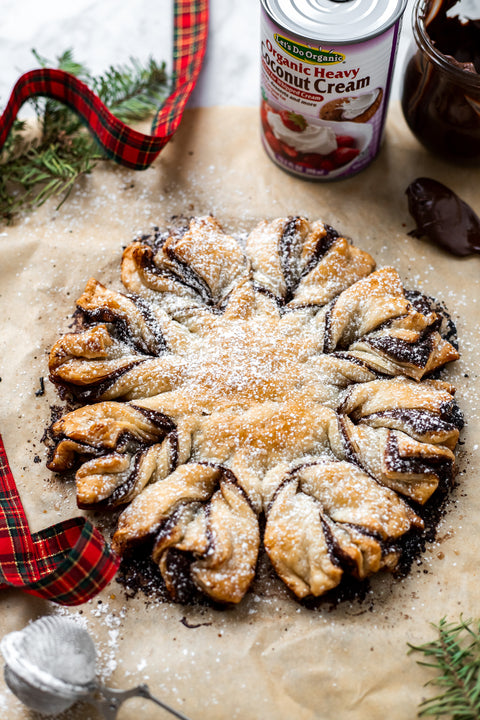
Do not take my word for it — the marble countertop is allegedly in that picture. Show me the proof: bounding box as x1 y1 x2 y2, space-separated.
1 0 417 113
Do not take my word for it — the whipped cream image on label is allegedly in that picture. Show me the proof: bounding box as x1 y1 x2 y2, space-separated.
267 111 337 154
260 0 407 180
341 89 381 120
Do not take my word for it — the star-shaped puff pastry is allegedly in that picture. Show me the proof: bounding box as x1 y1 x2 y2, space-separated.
47 216 462 604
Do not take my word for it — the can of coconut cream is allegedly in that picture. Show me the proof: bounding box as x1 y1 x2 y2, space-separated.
260 0 408 180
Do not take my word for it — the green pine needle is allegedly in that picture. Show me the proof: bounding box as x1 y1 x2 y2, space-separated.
409 617 480 719
92 57 170 123
0 48 168 222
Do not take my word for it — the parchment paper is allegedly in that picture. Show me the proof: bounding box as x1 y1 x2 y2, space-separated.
0 104 479 720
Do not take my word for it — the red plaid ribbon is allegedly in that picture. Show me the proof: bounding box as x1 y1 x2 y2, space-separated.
0 437 118 605
0 0 208 605
0 0 208 169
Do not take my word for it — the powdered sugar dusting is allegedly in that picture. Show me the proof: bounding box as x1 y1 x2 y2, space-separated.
43 214 463 607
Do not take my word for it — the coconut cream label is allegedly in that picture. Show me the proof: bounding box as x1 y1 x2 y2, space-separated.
260 4 405 180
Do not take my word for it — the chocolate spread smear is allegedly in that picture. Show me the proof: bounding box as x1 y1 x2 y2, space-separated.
406 177 480 256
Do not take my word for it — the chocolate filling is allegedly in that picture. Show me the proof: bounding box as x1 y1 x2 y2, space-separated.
138 244 208 302
164 245 214 305
361 408 459 436
404 288 434 317
130 405 177 434
50 407 175 477
340 521 384 544
331 351 381 375
251 282 284 307
131 294 169 352
151 502 205 569
79 294 167 356
46 215 464 609
106 450 146 507
337 415 359 466
320 515 349 570
266 460 325 513
366 332 434 368
440 400 464 429
60 431 148 468
167 429 179 471
105 432 177 508
147 466 256 605
51 359 147 402
300 224 339 279
279 219 340 304
161 548 202 604
270 475 401 582
76 428 176 510
279 217 302 302
336 414 455 497
322 300 336 353
77 444 151 510
386 432 453 492
197 462 257 513
45 436 107 469
118 446 458 608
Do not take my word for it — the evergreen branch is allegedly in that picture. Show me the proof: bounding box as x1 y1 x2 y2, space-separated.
32 48 91 80
92 57 169 122
409 617 480 719
0 48 168 222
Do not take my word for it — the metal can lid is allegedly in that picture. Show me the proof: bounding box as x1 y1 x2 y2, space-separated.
261 0 408 43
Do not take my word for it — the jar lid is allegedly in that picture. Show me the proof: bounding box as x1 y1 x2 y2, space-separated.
261 0 408 43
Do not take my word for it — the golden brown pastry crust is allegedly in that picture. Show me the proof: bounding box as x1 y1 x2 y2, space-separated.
47 216 462 604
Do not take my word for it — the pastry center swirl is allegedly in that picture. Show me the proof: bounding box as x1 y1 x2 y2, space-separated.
179 316 319 406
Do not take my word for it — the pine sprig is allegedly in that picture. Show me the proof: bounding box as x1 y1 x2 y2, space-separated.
409 617 480 719
0 48 168 222
92 57 169 122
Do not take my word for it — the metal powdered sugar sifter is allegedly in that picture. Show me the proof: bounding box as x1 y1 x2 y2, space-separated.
0 615 193 719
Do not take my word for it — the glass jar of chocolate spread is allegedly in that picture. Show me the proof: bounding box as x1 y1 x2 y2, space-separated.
401 0 480 163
